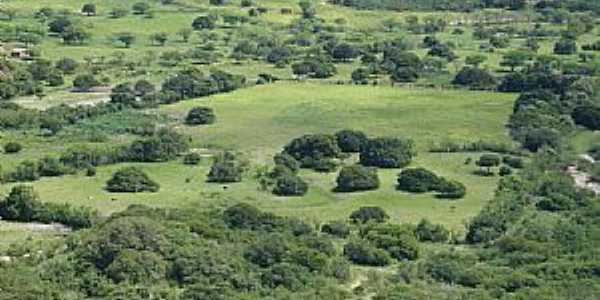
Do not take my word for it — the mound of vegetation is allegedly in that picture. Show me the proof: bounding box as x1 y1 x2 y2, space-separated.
185 106 216 125
106 167 160 193
207 152 245 183
359 137 416 168
335 165 379 192
397 168 466 199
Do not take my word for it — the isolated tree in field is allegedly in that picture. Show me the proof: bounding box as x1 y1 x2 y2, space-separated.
192 15 216 30
4 142 23 154
81 3 96 16
336 165 380 192
0 185 40 222
397 168 440 193
500 50 532 72
185 106 216 125
150 32 168 46
349 206 389 223
106 167 160 193
359 137 416 168
73 74 100 91
48 17 72 34
132 2 151 15
207 152 244 183
476 154 501 174
115 32 136 48
61 25 90 45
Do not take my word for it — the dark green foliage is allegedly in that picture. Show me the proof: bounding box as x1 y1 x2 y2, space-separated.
73 74 100 91
359 137 416 168
343 240 391 266
160 69 244 103
361 222 420 260
349 206 389 223
106 167 160 193
0 185 96 228
553 39 577 55
452 67 497 90
273 153 300 173
183 152 201 165
321 220 350 238
292 57 337 78
283 134 342 169
572 105 600 130
503 156 524 169
0 185 39 221
38 156 69 176
272 173 308 196
110 82 137 106
192 15 216 30
335 165 379 192
522 128 561 152
207 152 244 183
4 141 22 153
499 165 513 176
9 160 40 182
415 219 449 242
436 178 467 199
185 106 216 125
397 168 440 193
335 129 368 153
126 128 189 162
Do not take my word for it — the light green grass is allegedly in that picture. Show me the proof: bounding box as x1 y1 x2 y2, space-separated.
1 84 516 231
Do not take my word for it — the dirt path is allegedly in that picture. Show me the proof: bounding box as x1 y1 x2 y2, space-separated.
567 155 600 194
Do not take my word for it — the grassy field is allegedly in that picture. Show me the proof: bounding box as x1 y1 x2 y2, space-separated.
0 83 516 231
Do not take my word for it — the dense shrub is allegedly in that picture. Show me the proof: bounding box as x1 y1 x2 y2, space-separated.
335 129 368 153
0 185 96 229
359 137 416 168
9 160 40 182
503 156 524 169
349 206 389 223
207 153 244 183
106 167 160 193
572 105 600 130
4 142 22 153
436 179 466 199
185 106 216 125
183 153 202 165
335 165 379 192
361 223 420 260
273 153 300 173
321 220 350 238
415 219 449 242
452 67 497 90
343 240 391 266
397 168 440 193
272 174 308 196
284 134 341 162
